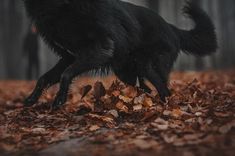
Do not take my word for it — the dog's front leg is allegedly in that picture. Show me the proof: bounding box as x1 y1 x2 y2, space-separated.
24 57 74 107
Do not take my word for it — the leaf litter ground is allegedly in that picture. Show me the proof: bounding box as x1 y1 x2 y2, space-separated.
0 70 235 156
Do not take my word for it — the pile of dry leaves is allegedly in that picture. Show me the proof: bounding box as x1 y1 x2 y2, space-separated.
0 70 235 156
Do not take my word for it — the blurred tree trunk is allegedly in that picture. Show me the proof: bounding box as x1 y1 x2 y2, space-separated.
0 0 57 79
0 0 26 79
148 0 159 10
218 0 235 68
0 0 6 78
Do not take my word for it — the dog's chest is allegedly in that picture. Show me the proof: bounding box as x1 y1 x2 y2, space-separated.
35 14 100 57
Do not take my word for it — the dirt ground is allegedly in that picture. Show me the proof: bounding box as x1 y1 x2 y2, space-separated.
0 70 235 156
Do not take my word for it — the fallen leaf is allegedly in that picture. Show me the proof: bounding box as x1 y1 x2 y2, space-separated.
116 101 129 113
195 112 203 117
108 109 119 118
134 94 145 105
172 109 183 118
132 139 154 150
121 86 138 98
89 125 100 132
151 118 169 130
141 110 157 121
133 104 143 112
143 97 153 107
32 127 47 134
162 134 177 143
163 110 172 116
119 95 132 103
94 81 106 100
219 120 235 134
112 90 121 97
80 85 92 99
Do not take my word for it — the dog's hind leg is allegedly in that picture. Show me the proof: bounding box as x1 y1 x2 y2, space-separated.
115 71 152 93
145 63 171 102
113 62 137 86
117 73 137 86
138 77 152 93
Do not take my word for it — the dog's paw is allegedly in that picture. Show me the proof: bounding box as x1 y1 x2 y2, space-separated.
24 96 37 107
51 94 67 110
159 88 171 103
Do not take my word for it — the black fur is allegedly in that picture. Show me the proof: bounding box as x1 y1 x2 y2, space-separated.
23 0 217 108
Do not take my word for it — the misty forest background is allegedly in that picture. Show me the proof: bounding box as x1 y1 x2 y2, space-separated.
0 0 234 79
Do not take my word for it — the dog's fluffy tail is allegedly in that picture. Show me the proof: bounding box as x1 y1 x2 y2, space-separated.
172 1 218 56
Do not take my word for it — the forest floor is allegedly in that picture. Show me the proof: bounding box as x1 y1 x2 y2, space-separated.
0 70 235 156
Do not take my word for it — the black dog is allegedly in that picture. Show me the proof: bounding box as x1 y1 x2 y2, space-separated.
23 0 217 109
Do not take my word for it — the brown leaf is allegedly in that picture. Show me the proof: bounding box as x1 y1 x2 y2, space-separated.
108 109 119 118
112 90 121 97
133 104 143 112
94 81 106 100
134 94 145 105
77 105 92 115
121 86 138 98
143 97 153 107
79 85 92 99
132 139 155 150
116 101 129 113
163 110 172 116
88 114 115 125
141 110 157 121
219 120 235 134
119 95 132 103
172 109 183 118
162 134 177 144
89 125 101 132
32 127 47 134
151 118 169 130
